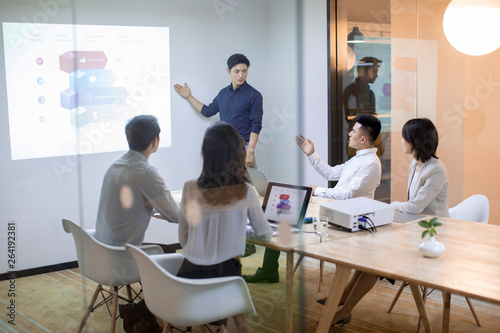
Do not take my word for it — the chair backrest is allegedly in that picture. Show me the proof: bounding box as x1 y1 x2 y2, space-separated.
126 244 256 327
62 219 143 286
448 194 489 223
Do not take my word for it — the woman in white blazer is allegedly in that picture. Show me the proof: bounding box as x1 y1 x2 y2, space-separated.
390 118 449 217
324 118 449 328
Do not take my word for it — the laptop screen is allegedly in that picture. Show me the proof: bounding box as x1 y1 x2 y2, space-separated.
262 182 313 229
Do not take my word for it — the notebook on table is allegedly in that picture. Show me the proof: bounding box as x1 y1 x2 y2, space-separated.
261 182 313 232
393 211 425 223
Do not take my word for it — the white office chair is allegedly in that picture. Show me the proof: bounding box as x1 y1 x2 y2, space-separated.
388 194 490 327
126 244 257 332
62 219 163 333
449 194 489 223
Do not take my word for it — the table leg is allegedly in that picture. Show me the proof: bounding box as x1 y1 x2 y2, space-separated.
293 255 304 275
409 283 433 333
285 251 294 333
417 286 428 332
316 264 351 333
442 291 451 333
317 260 324 292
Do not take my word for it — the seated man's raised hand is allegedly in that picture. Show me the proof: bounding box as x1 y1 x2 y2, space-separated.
295 135 315 156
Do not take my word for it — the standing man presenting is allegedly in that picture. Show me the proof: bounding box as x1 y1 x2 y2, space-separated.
174 53 263 167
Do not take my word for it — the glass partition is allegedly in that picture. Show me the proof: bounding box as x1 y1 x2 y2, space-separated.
0 0 302 271
333 0 500 226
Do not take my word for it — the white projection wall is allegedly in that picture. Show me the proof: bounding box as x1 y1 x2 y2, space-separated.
3 22 171 160
0 0 316 275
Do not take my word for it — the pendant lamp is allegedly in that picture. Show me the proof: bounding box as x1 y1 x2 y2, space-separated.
443 0 500 56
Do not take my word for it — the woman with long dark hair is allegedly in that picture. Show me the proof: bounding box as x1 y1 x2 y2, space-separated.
177 121 272 332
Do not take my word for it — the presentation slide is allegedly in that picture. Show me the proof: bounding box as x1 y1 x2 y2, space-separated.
264 185 308 225
2 22 171 160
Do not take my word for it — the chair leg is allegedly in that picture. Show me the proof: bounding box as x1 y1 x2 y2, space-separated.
126 285 133 301
110 287 119 333
162 322 172 333
77 284 103 333
233 313 251 333
388 281 407 313
465 296 482 327
317 260 324 292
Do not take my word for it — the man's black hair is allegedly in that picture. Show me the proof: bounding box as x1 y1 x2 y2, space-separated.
227 53 250 70
353 114 381 144
125 115 161 152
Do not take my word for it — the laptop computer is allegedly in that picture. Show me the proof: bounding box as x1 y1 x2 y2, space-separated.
261 182 313 232
393 211 425 223
247 167 268 196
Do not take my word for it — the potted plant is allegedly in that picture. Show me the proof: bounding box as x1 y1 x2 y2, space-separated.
418 217 445 258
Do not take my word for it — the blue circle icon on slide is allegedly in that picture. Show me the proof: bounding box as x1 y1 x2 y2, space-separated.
37 77 45 85
38 96 45 104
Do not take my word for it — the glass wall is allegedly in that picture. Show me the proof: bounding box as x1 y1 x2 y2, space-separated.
331 0 399 203
0 0 302 273
332 0 500 225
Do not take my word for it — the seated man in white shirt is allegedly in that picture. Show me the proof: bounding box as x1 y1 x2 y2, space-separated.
299 114 382 199
94 115 180 247
243 114 382 283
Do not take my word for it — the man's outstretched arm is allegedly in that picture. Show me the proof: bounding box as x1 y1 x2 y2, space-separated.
173 82 204 112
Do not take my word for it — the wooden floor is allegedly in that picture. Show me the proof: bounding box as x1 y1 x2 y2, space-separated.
1 245 500 332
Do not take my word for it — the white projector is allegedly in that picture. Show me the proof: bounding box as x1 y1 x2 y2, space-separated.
319 197 394 231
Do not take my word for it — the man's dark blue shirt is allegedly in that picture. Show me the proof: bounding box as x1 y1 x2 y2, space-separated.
201 81 263 142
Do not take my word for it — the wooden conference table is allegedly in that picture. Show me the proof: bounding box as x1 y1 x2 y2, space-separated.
251 197 500 333
166 191 500 332
295 217 500 333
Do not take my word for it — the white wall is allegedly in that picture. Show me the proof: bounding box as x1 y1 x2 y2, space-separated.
0 0 329 273
300 0 329 187
256 0 300 183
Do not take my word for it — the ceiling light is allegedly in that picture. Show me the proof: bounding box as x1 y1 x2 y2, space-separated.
348 26 364 44
443 0 500 56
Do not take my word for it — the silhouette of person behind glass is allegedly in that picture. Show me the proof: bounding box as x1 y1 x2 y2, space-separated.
343 56 384 158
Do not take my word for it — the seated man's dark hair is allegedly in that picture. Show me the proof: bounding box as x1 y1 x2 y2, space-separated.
353 114 381 144
402 118 439 163
227 53 250 70
125 115 161 152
